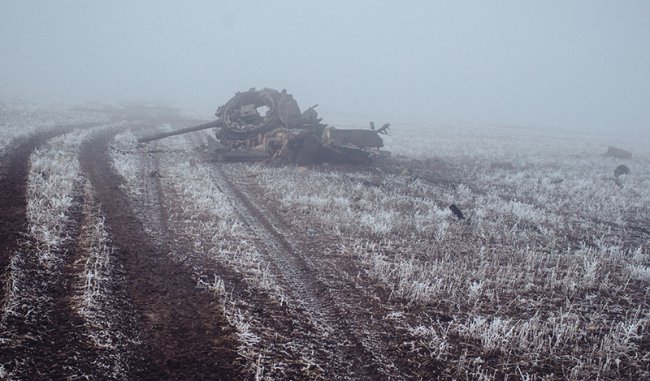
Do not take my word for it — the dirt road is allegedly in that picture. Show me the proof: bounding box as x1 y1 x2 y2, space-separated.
0 126 77 306
1 118 241 379
4 108 645 380
79 127 241 380
0 114 407 380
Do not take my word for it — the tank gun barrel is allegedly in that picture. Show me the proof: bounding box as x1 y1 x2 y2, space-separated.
137 120 222 143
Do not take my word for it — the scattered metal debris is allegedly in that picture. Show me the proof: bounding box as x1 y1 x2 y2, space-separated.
604 146 632 159
614 164 630 188
138 88 390 164
369 121 391 134
614 164 630 178
449 204 465 220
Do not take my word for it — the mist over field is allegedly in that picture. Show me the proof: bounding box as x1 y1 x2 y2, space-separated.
2 2 650 379
1 0 649 134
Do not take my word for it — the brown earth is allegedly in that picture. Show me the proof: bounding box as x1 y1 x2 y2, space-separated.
1 110 646 380
0 184 99 379
79 127 242 380
0 115 451 380
1 119 243 380
0 126 79 307
219 163 449 379
0 124 113 378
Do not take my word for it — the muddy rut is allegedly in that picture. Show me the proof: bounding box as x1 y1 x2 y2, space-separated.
1 121 243 379
0 124 113 378
1 118 412 379
79 127 241 380
0 126 78 305
180 131 403 380
211 163 393 380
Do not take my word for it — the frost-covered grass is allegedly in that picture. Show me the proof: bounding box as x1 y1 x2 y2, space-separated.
25 131 90 247
3 129 91 316
242 121 650 380
0 124 142 380
112 129 283 299
110 129 142 197
71 181 138 379
1 128 93 376
0 100 108 157
105 117 649 379
111 130 332 379
166 159 282 296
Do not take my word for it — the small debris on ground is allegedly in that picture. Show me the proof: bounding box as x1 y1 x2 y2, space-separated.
449 204 465 220
614 164 630 188
614 164 630 178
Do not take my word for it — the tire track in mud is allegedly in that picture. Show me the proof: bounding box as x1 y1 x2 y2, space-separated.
229 163 453 379
178 131 408 379
209 162 397 380
175 133 346 379
0 124 123 378
143 162 303 378
0 125 87 309
0 186 99 379
79 127 241 380
136 140 169 241
67 182 141 379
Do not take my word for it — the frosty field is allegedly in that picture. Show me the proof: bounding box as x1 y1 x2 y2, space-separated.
0 102 647 380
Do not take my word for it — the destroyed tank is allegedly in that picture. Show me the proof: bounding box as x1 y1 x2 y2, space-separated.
138 88 389 164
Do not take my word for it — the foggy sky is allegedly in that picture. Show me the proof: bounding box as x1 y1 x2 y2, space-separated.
1 0 649 132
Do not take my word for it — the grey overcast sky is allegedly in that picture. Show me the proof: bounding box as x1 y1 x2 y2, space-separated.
1 0 649 131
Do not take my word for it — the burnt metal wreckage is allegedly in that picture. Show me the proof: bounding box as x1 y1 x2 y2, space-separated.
138 88 390 164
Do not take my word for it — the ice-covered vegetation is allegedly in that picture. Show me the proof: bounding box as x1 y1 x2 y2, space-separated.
1 123 137 378
3 129 91 317
242 121 649 379
4 98 644 379
71 181 138 378
0 100 108 156
110 130 295 377
108 119 649 379
111 130 277 296
1 128 92 376
110 129 142 196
